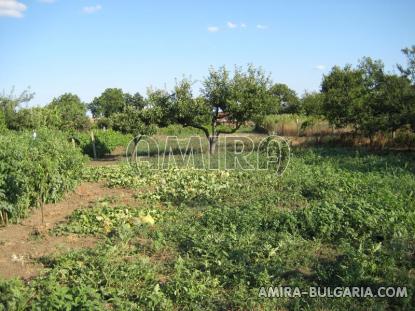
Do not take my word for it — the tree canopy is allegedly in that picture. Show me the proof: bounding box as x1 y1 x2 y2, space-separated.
322 56 415 139
48 93 90 131
156 65 276 153
270 83 299 114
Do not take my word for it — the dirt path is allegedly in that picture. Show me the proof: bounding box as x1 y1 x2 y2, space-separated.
0 182 135 280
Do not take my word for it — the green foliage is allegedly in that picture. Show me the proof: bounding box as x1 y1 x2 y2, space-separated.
1 92 91 132
0 110 7 133
0 87 34 130
7 106 61 131
53 199 161 236
124 92 146 110
0 279 31 311
110 106 157 137
156 124 205 136
0 129 86 222
398 45 415 84
227 65 276 127
322 57 415 138
148 169 232 205
322 64 367 129
89 88 125 118
89 89 147 119
300 91 324 116
269 83 299 113
2 147 415 309
153 65 276 153
48 93 90 131
72 129 132 158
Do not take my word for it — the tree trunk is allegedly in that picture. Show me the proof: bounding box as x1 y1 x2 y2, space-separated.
131 135 142 163
210 110 219 155
209 135 218 154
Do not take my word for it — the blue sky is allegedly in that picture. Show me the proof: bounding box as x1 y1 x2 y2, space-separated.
0 0 414 106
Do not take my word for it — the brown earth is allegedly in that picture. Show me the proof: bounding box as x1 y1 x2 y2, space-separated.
0 182 135 280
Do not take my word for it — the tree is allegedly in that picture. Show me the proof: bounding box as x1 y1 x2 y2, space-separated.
110 106 156 138
146 88 176 127
300 91 324 116
110 105 157 161
365 74 414 134
162 65 276 153
48 93 90 131
397 46 415 132
321 65 367 130
124 92 145 110
397 45 415 84
322 56 415 143
0 87 34 129
269 83 299 113
6 106 61 131
89 88 125 118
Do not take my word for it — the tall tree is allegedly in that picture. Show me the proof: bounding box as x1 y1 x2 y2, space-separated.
48 93 90 131
322 57 415 141
270 83 299 113
397 45 415 84
89 88 125 118
110 106 156 138
300 91 324 116
321 65 367 130
124 92 145 110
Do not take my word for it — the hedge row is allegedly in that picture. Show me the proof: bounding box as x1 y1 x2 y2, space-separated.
0 129 86 223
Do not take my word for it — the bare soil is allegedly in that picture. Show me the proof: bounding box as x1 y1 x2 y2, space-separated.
0 182 135 280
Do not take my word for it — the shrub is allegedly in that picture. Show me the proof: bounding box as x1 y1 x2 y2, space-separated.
0 129 86 223
71 129 133 158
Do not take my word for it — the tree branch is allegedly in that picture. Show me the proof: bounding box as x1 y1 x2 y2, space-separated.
183 123 210 138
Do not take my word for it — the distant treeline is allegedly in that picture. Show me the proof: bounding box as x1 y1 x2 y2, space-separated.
1 46 414 151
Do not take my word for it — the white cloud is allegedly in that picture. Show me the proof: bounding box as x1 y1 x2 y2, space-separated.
240 23 247 28
207 26 219 33
0 0 27 18
256 24 268 30
227 21 237 29
83 4 102 14
314 64 326 71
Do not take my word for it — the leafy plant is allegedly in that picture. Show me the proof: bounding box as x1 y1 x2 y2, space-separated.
0 129 86 222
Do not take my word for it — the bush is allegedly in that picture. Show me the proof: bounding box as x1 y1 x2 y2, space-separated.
71 129 133 158
0 129 86 223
